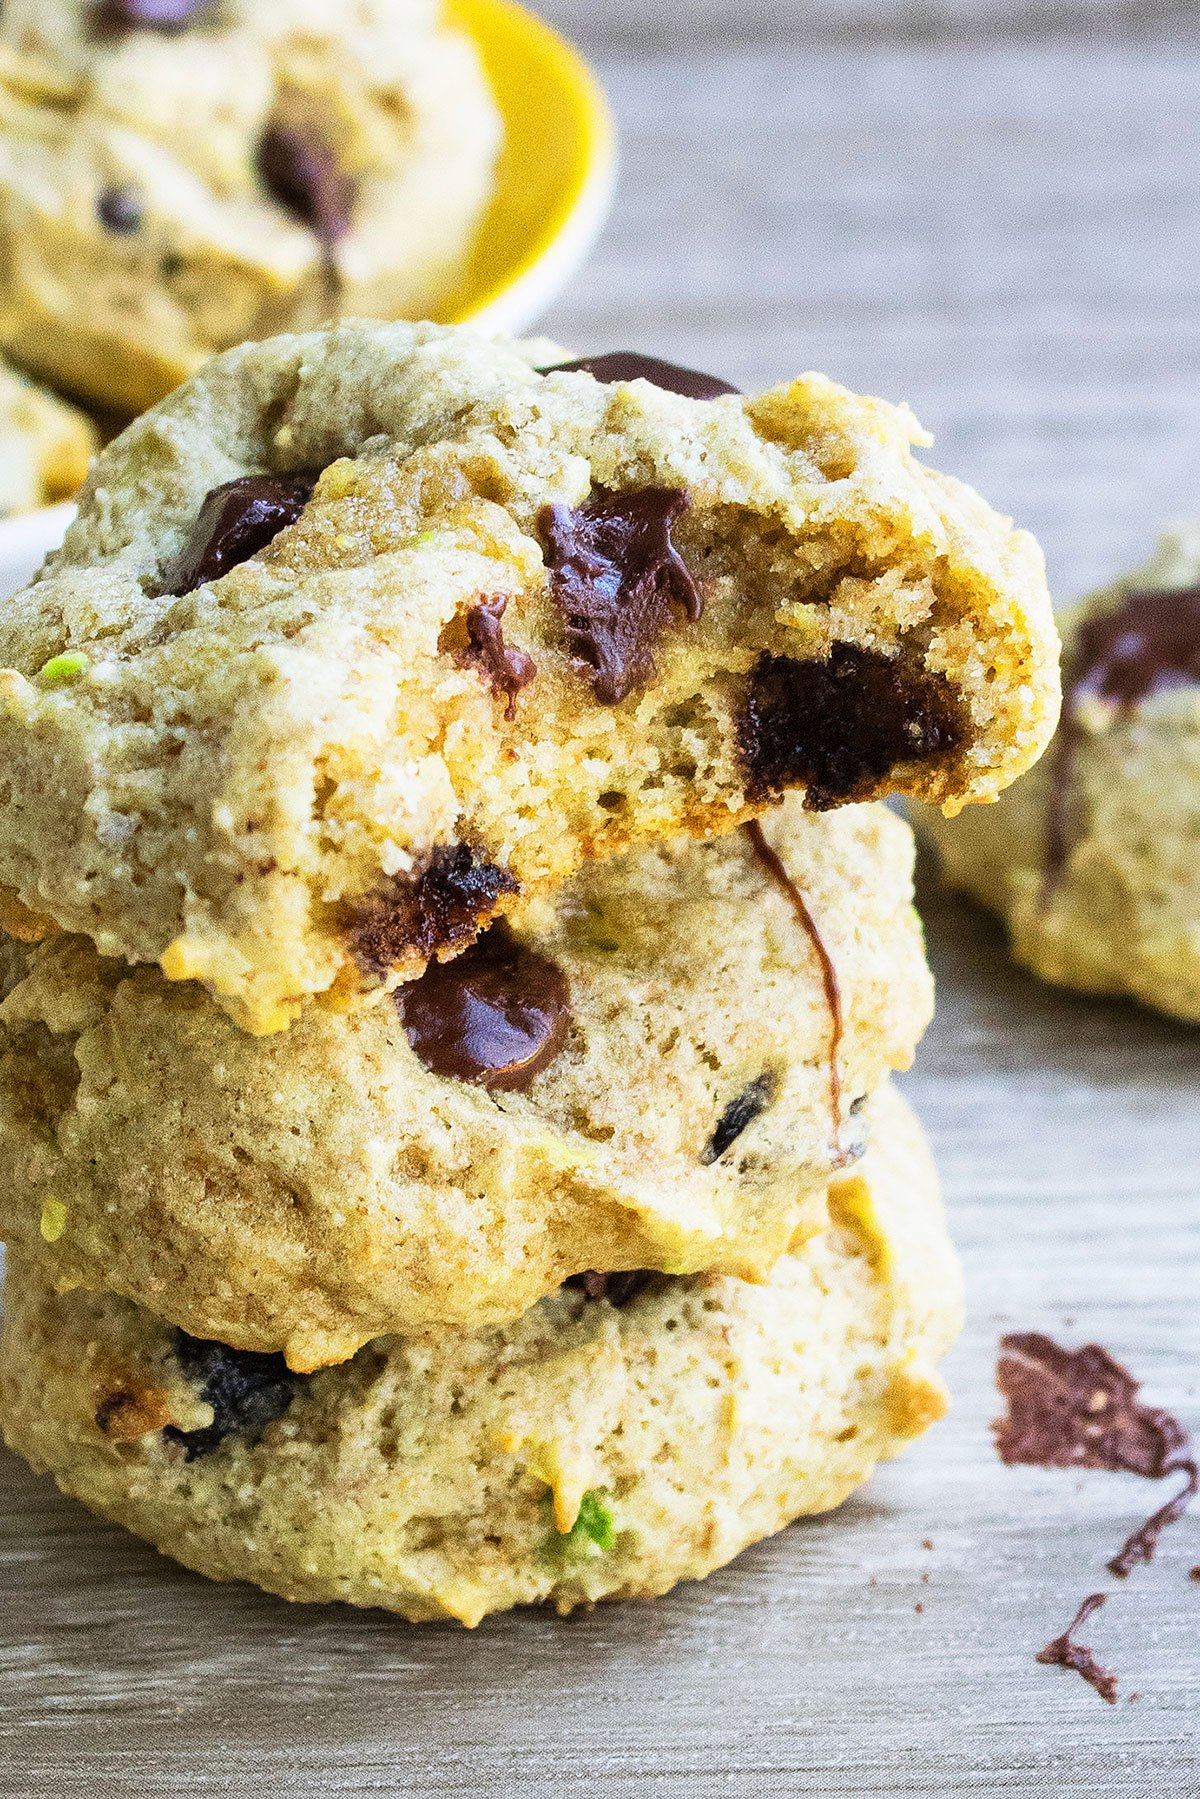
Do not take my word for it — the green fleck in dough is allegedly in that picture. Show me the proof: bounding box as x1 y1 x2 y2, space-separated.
38 652 89 686
563 1491 616 1553
39 1198 67 1243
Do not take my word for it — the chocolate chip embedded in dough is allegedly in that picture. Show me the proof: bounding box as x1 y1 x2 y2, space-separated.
539 488 703 704
94 0 210 31
566 1271 656 1307
163 1333 297 1461
539 353 739 401
399 923 569 1091
161 472 316 596
96 184 144 234
740 646 966 810
701 1072 779 1165
257 122 357 247
351 846 520 978
458 595 536 719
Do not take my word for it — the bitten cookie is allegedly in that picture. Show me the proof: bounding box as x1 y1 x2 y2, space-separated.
0 0 500 413
0 357 95 516
0 321 1058 1031
920 524 1200 1023
0 1084 962 1625
0 800 932 1370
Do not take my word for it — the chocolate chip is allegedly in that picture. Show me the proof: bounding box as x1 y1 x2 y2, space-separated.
96 183 143 234
257 122 356 247
994 1333 1189 1477
457 595 536 719
701 1072 778 1164
94 0 209 30
163 1332 297 1461
539 488 703 704
538 353 739 401
567 1271 656 1307
161 472 316 597
740 647 966 810
399 922 569 1090
1036 1594 1118 1705
351 845 519 978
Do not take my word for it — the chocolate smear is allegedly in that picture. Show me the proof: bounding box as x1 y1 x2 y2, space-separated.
539 487 702 704
96 183 143 234
702 1071 778 1165
745 820 842 1142
538 353 739 401
1044 586 1200 888
995 1333 1189 1477
257 122 356 248
399 921 569 1090
1036 1594 1118 1705
741 647 966 810
162 472 316 596
352 845 519 978
567 1271 655 1307
94 0 208 31
1108 1460 1199 1579
458 595 536 719
163 1332 296 1461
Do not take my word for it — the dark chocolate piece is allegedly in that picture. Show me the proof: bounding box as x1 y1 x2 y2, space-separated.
257 122 356 247
701 1071 778 1165
744 819 843 1139
458 595 536 719
538 353 739 401
399 922 569 1090
163 1332 296 1461
94 0 208 30
1036 1594 1118 1705
740 647 966 811
352 846 519 977
567 1271 655 1307
994 1333 1189 1477
162 472 316 597
1108 1460 1199 1579
96 183 144 234
539 488 702 704
1044 587 1200 887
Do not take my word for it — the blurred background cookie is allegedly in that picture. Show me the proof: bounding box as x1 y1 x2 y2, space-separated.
0 355 94 515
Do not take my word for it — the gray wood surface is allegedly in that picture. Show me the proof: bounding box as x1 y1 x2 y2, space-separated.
3 8 1199 1794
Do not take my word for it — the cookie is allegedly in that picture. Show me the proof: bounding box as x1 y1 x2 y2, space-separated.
0 321 1059 1032
0 1 500 413
0 356 95 516
0 799 932 1370
920 523 1200 1023
0 1083 962 1624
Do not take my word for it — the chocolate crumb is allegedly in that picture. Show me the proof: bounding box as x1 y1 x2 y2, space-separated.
458 595 536 718
701 1071 779 1164
164 1333 296 1461
399 922 569 1091
567 1271 655 1307
538 353 739 401
257 122 356 247
1191 1566 1200 1581
96 183 143 234
1108 1460 1199 1579
914 1602 924 1614
921 1538 934 1550
994 1333 1189 1477
352 845 519 977
1036 1593 1118 1704
162 472 316 596
740 647 966 810
539 488 702 704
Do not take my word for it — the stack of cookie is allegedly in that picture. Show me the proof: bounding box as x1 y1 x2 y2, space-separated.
0 324 1059 1622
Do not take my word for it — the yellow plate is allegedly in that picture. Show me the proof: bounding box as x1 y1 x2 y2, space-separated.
440 0 617 333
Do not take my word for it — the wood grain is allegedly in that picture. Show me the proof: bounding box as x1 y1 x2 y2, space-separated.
3 12 1200 1795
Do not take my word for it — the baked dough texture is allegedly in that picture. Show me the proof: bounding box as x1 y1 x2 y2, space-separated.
0 1084 962 1625
920 523 1200 1023
0 800 932 1370
0 356 95 515
0 1 501 412
0 320 1059 1032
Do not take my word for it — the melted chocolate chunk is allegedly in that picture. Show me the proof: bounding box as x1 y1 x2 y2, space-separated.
994 1333 1189 1477
1044 587 1200 887
740 648 966 810
1036 1594 1118 1705
257 123 356 247
352 846 519 978
458 595 536 719
399 922 569 1090
96 183 143 234
538 353 739 401
539 488 703 704
702 1071 778 1165
1108 1460 1199 1579
162 472 316 597
94 0 208 29
567 1271 655 1307
163 1333 297 1461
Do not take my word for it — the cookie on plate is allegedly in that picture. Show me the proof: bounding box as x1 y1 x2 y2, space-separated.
0 1083 962 1625
920 524 1200 1023
0 321 1058 1031
0 0 500 413
0 800 932 1371
0 357 95 516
